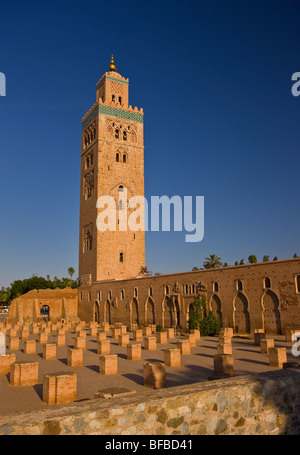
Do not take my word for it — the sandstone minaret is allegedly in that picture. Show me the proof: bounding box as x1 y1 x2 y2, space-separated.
79 56 145 285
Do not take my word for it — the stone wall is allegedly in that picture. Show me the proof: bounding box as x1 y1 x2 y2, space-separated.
9 288 79 324
79 258 300 335
1 369 300 435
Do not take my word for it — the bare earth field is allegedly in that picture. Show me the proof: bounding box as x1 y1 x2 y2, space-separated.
0 326 295 416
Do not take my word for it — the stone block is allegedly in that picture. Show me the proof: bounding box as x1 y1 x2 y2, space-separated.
166 328 175 338
56 334 66 346
97 340 110 355
157 332 168 344
190 329 200 341
97 332 106 342
185 333 196 347
43 343 57 360
127 343 141 360
254 330 266 346
99 355 118 375
143 327 151 337
260 338 274 354
24 340 36 355
89 327 97 336
143 362 166 389
133 330 143 341
74 336 86 350
177 339 191 355
38 333 48 344
118 334 130 346
8 337 19 351
164 348 181 367
112 328 121 339
43 372 77 405
214 354 234 376
217 343 232 355
269 348 287 368
0 354 16 375
144 336 157 350
67 348 83 367
121 325 127 335
10 361 39 386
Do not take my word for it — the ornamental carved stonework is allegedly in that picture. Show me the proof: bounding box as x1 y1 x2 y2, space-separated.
84 170 94 193
279 280 298 310
196 282 207 293
173 281 181 293
80 274 91 287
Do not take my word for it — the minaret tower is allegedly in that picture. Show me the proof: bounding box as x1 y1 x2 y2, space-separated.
79 56 145 285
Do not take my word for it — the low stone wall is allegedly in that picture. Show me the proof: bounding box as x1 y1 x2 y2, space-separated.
0 369 300 435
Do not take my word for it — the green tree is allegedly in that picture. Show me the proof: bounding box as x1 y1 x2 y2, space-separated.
188 296 221 336
68 267 75 284
273 256 278 261
239 259 244 265
203 254 223 269
192 266 199 271
294 253 299 258
263 255 270 262
248 255 257 264
234 261 238 266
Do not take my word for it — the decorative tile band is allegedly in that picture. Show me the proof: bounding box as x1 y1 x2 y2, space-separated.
96 75 129 89
82 105 143 129
82 107 98 130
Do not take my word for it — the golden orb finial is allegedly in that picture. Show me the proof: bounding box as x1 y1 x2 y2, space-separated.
109 55 117 72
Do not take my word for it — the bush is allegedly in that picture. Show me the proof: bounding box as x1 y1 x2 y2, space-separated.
199 312 222 336
156 324 163 332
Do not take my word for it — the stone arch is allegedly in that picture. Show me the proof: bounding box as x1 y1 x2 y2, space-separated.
105 300 111 325
145 297 155 325
163 296 175 328
262 290 282 334
94 300 100 323
210 294 222 320
40 304 50 320
233 292 250 333
174 297 181 327
131 297 140 325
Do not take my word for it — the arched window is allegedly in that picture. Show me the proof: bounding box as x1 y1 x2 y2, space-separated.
119 185 124 192
121 289 125 300
214 282 219 292
236 280 243 291
149 286 153 297
120 252 124 263
116 153 119 162
123 131 127 141
112 94 115 102
264 277 271 289
115 129 119 139
123 154 127 163
296 275 300 293
118 96 122 104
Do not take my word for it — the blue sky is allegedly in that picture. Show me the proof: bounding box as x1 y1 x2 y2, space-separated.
0 0 299 287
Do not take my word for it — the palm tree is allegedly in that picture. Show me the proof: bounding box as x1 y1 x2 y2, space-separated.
68 267 75 285
248 255 257 264
203 254 223 269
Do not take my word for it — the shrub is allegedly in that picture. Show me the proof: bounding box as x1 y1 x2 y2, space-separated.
199 311 222 336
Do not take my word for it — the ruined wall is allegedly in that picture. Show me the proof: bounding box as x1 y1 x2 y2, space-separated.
0 369 300 435
78 258 300 334
9 288 79 324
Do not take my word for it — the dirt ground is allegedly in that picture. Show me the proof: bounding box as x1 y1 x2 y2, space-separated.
0 326 295 416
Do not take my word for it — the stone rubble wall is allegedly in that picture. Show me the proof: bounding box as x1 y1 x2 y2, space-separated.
0 369 300 435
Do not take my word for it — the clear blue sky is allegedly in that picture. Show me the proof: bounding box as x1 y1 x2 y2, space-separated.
0 0 299 287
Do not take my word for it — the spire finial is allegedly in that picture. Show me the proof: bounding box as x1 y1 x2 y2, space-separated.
109 55 117 72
